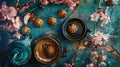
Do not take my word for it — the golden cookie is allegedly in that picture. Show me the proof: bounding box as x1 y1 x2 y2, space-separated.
47 17 57 26
68 23 78 34
33 17 44 28
58 9 66 18
21 26 30 35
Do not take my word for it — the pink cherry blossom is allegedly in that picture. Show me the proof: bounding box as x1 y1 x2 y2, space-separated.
84 41 89 46
98 11 104 17
90 12 100 21
102 55 107 61
0 2 7 21
10 16 22 31
48 0 54 3
0 12 6 21
90 34 103 45
6 6 17 20
91 51 99 58
90 31 110 45
102 34 110 42
101 50 105 55
40 0 80 9
99 62 106 66
54 0 65 4
19 6 26 12
0 1 7 11
86 63 94 67
78 46 86 50
100 16 110 26
104 7 109 15
66 63 73 67
13 31 21 39
24 13 30 25
40 0 49 5
67 0 77 10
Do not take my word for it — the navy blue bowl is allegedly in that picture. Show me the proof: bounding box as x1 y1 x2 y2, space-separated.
62 18 88 42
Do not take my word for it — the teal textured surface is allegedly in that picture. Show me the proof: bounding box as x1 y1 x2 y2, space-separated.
0 0 120 67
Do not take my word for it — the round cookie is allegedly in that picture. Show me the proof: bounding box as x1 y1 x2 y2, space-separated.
47 17 57 26
33 17 44 28
58 9 67 18
68 23 78 34
21 26 30 35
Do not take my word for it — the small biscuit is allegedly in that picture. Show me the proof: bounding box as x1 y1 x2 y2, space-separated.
47 17 57 26
22 26 30 35
33 17 44 28
58 9 66 18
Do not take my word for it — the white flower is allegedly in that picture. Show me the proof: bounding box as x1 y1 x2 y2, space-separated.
91 12 100 21
24 13 30 25
86 63 94 67
99 62 106 66
104 7 109 15
100 15 110 26
6 6 17 20
90 31 110 45
102 55 107 61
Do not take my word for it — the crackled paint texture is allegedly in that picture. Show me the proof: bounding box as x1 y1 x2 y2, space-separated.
0 0 120 67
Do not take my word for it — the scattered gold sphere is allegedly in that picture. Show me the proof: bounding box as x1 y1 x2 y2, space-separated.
21 26 30 35
68 23 78 34
47 17 57 26
33 17 44 28
58 9 66 18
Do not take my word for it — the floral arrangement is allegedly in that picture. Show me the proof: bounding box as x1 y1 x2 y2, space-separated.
0 0 36 39
85 1 111 66
70 0 111 67
91 7 110 26
40 0 80 9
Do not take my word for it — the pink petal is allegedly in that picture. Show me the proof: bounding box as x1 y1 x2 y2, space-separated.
13 32 21 39
11 16 22 31
40 0 49 5
19 6 26 12
102 55 107 61
6 7 17 20
67 0 76 9
98 11 104 17
101 16 110 26
0 12 6 21
104 7 109 15
91 12 100 21
24 13 30 25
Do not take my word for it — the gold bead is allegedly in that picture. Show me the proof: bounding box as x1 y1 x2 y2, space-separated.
58 9 67 18
21 26 30 35
33 17 44 28
47 17 57 26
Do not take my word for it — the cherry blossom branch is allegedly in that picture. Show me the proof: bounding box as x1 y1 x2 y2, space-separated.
20 6 38 17
95 0 101 33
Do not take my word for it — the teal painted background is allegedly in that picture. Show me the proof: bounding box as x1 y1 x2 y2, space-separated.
0 0 120 67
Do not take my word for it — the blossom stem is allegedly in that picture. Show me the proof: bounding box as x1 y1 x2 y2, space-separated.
20 6 38 17
95 0 101 33
98 0 101 10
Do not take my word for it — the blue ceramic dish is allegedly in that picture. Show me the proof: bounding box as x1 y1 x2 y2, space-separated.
62 18 89 42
